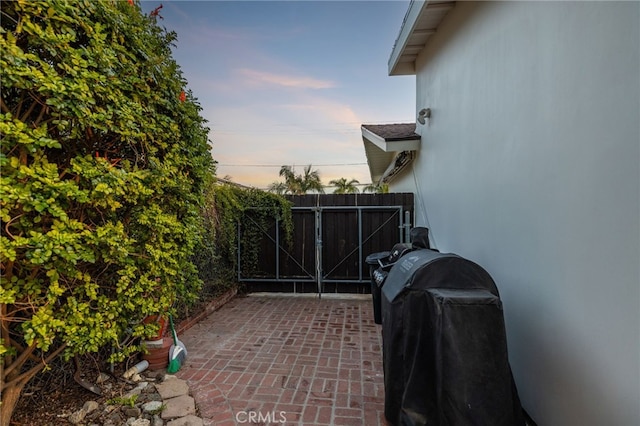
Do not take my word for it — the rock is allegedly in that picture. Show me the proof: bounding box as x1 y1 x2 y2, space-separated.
147 392 163 401
68 399 101 425
143 383 157 393
152 414 164 426
83 400 100 414
160 395 196 420
67 408 87 424
96 372 111 383
85 409 103 422
124 407 141 417
125 381 149 398
142 400 164 413
166 415 203 426
129 419 151 426
155 378 189 400
144 371 165 381
108 410 124 424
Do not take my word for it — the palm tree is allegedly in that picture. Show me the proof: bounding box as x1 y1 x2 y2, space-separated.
299 165 324 194
267 181 288 195
329 177 360 194
363 182 389 194
277 165 324 195
278 165 302 195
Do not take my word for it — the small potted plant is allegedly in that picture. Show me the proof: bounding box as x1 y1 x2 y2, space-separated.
142 314 167 342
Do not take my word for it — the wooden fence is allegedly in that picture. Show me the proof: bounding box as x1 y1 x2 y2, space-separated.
239 193 414 294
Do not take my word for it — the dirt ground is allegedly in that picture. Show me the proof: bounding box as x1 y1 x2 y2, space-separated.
12 368 132 425
9 295 220 426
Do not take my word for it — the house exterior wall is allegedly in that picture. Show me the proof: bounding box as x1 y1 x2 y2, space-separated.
390 1 639 425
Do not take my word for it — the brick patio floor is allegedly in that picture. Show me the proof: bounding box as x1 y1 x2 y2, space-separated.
175 293 388 426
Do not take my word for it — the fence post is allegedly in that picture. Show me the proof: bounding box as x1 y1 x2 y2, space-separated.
237 219 242 282
358 208 363 283
275 216 280 281
404 210 412 243
315 207 323 298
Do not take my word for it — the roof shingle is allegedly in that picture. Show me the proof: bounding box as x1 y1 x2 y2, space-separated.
361 123 419 141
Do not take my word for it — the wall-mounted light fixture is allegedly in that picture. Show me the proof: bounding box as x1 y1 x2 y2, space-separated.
417 108 431 125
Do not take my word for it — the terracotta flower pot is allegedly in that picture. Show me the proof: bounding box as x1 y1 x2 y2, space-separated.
142 337 172 370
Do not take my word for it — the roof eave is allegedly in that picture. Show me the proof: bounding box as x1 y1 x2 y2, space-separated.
388 1 456 76
388 0 425 76
361 126 421 152
362 126 421 184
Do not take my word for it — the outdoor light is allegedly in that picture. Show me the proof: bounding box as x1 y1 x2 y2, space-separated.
417 108 431 125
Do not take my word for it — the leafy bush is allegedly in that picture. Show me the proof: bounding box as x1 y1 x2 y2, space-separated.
0 1 213 422
176 180 236 319
204 183 293 285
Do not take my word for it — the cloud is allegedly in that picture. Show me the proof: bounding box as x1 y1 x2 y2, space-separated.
279 101 360 126
238 68 336 89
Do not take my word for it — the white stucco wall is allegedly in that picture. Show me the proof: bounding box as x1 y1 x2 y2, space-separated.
391 1 639 424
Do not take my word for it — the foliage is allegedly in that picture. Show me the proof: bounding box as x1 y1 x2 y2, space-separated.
267 181 288 195
209 182 293 279
0 0 213 422
363 182 389 193
107 394 139 408
329 177 360 194
181 178 238 316
271 164 324 195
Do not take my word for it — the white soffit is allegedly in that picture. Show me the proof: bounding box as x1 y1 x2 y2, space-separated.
361 123 420 184
388 0 456 76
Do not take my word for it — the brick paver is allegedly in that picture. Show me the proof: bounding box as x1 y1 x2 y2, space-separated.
176 294 388 426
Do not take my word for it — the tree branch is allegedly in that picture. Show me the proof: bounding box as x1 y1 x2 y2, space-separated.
0 303 12 385
2 343 67 390
19 99 37 123
1 342 35 381
0 96 11 114
33 102 48 127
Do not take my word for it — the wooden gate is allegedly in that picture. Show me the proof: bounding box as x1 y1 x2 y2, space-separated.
238 193 414 294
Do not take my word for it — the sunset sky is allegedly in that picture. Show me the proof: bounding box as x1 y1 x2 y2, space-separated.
141 1 415 189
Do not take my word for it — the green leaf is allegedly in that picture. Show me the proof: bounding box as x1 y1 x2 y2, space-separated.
1 0 213 382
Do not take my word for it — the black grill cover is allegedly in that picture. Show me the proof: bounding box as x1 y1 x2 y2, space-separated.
381 249 525 426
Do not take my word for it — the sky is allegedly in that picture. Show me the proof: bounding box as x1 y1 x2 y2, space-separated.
140 0 416 189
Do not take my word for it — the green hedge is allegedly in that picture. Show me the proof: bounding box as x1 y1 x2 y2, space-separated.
0 1 213 421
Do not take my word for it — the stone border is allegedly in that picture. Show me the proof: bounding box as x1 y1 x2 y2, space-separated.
59 289 239 425
66 375 201 426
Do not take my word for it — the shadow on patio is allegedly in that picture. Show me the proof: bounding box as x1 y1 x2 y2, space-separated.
176 293 387 426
